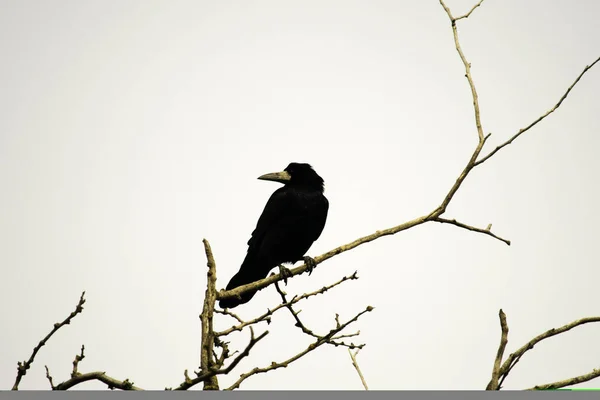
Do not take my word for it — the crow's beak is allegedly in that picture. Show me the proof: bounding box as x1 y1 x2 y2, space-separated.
257 171 291 183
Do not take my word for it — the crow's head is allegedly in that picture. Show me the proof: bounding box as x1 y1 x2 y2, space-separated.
258 162 325 191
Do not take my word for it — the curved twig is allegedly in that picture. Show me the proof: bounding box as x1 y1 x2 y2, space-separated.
12 292 86 390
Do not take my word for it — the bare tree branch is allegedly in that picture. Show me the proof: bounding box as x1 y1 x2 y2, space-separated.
215 308 245 324
199 239 219 390
486 309 509 390
455 0 485 21
274 280 365 349
217 216 431 305
528 368 600 391
434 217 511 246
497 316 600 387
54 372 142 390
275 281 318 338
215 272 359 337
44 366 55 389
226 306 373 390
213 328 269 377
475 55 600 166
12 291 86 390
71 345 85 378
439 0 485 142
483 312 600 390
48 345 142 390
332 331 361 341
348 348 369 390
174 327 269 390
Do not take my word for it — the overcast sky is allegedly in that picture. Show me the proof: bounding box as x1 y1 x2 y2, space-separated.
2 0 599 391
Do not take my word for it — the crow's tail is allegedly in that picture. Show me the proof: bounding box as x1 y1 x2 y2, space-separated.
218 257 271 309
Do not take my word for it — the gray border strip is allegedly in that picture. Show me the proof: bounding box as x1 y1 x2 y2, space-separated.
3 391 600 400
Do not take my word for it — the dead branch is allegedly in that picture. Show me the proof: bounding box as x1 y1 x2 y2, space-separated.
348 348 369 390
484 310 600 390
475 55 600 166
486 310 509 390
44 366 55 389
199 238 219 390
274 280 365 349
54 372 142 391
454 0 485 21
226 306 373 390
434 217 511 246
215 272 359 337
528 368 600 391
275 281 318 338
46 345 142 390
174 327 269 390
497 316 600 388
12 291 86 390
71 344 85 378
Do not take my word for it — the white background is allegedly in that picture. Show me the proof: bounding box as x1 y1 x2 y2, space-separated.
1 0 599 390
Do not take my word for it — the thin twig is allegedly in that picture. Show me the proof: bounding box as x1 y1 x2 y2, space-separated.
214 308 245 324
475 55 600 166
274 280 365 349
71 345 85 378
12 291 86 390
455 0 485 21
348 348 369 390
226 306 374 390
333 331 361 340
212 336 233 369
216 272 359 337
434 217 511 245
174 328 269 390
486 309 509 390
275 281 318 338
213 328 269 378
44 366 55 389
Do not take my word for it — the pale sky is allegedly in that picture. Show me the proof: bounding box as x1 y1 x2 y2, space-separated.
1 0 599 391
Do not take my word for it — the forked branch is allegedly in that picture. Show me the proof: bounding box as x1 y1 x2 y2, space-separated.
486 311 600 390
226 306 373 390
12 291 86 390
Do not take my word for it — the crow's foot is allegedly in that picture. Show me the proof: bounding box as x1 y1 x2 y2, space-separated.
303 256 318 276
278 265 293 285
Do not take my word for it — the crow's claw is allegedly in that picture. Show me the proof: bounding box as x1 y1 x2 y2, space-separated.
278 265 293 285
303 256 317 276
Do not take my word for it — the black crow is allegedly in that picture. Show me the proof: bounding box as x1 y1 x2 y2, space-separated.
219 162 329 309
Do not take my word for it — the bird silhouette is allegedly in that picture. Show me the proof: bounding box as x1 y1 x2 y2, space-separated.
219 162 329 308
